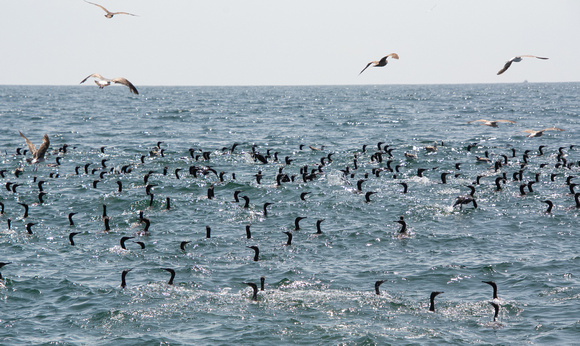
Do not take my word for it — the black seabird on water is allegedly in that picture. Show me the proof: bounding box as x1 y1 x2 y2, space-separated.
245 225 252 239
243 282 258 301
180 241 191 251
247 246 259 261
163 268 175 285
241 196 250 208
283 231 292 246
121 269 132 288
395 217 407 234
294 216 307 230
18 203 29 218
429 291 443 312
68 212 77 226
542 199 554 214
120 236 134 250
300 192 310 201
206 225 211 238
482 281 498 299
315 219 324 234
365 191 376 203
375 280 385 295
133 241 145 249
68 232 80 246
25 222 35 234
399 182 408 194
263 202 273 216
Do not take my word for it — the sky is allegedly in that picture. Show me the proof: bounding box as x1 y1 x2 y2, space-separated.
1 0 579 86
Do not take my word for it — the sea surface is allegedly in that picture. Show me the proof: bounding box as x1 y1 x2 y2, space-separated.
0 83 579 345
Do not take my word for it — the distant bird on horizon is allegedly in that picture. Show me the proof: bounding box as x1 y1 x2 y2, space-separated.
19 131 50 164
467 119 516 127
522 127 564 138
496 55 549 75
359 53 399 75
85 1 137 18
80 73 139 95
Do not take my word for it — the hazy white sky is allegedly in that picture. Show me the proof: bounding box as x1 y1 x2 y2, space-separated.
1 0 579 86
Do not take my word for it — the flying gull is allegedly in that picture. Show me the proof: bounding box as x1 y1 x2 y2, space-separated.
497 55 548 75
19 132 50 164
467 119 516 127
523 127 564 138
85 1 137 18
359 53 399 75
80 73 139 94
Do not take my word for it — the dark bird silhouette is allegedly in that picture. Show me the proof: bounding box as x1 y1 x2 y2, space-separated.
429 291 443 312
497 55 548 75
365 191 376 203
263 202 273 216
133 241 145 249
68 212 77 226
315 219 324 234
243 282 258 301
163 268 175 285
25 222 35 234
482 281 498 299
395 217 407 234
120 236 134 250
247 246 259 261
121 269 132 288
18 203 29 218
294 216 307 230
283 231 293 246
359 53 400 75
180 241 191 251
68 232 80 246
300 192 310 201
205 225 211 238
245 225 252 239
542 199 554 214
375 280 385 295
399 182 408 194
241 196 250 209
260 276 265 291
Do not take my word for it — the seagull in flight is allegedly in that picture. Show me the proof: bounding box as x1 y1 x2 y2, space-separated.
497 55 548 75
80 73 139 94
467 119 516 127
522 127 564 138
85 1 137 18
19 132 50 164
359 53 399 75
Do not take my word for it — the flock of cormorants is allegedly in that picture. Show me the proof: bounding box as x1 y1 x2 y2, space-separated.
1 128 577 326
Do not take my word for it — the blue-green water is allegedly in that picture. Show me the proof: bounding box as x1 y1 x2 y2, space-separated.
0 83 579 345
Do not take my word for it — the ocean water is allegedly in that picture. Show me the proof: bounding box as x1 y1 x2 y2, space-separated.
0 83 579 345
